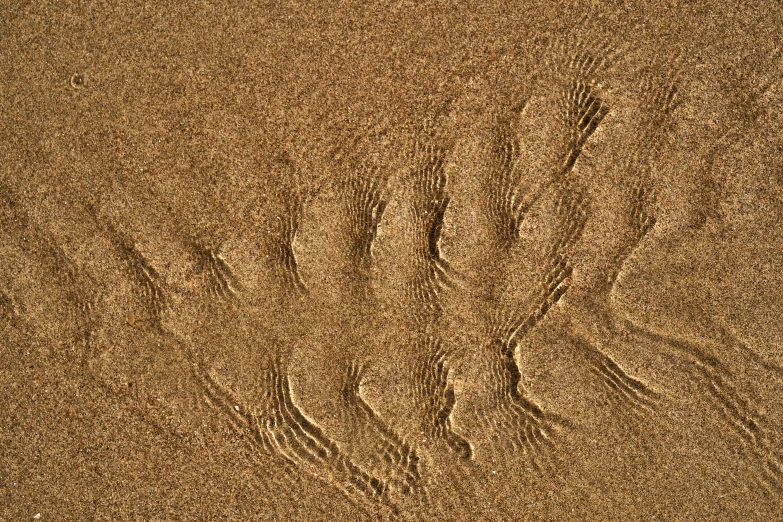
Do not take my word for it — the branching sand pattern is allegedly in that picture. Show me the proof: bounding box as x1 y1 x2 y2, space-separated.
197 242 243 302
412 337 472 460
541 42 671 420
405 139 454 321
447 41 613 466
274 188 307 298
3 8 783 520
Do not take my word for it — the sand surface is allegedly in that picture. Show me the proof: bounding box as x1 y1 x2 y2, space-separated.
2 1 783 520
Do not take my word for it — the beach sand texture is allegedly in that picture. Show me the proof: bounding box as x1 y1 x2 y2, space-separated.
2 1 783 520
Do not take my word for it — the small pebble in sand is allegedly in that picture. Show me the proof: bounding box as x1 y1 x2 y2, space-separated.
69 73 85 88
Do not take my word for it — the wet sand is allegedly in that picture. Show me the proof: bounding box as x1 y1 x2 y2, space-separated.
2 1 783 520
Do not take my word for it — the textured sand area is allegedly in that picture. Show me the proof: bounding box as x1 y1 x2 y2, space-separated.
2 0 783 520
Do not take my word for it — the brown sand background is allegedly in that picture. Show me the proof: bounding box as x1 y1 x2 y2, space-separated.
2 0 783 520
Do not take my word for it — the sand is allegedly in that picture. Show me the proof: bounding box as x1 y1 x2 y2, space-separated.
2 0 783 520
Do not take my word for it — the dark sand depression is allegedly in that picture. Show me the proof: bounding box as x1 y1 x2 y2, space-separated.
2 1 783 520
